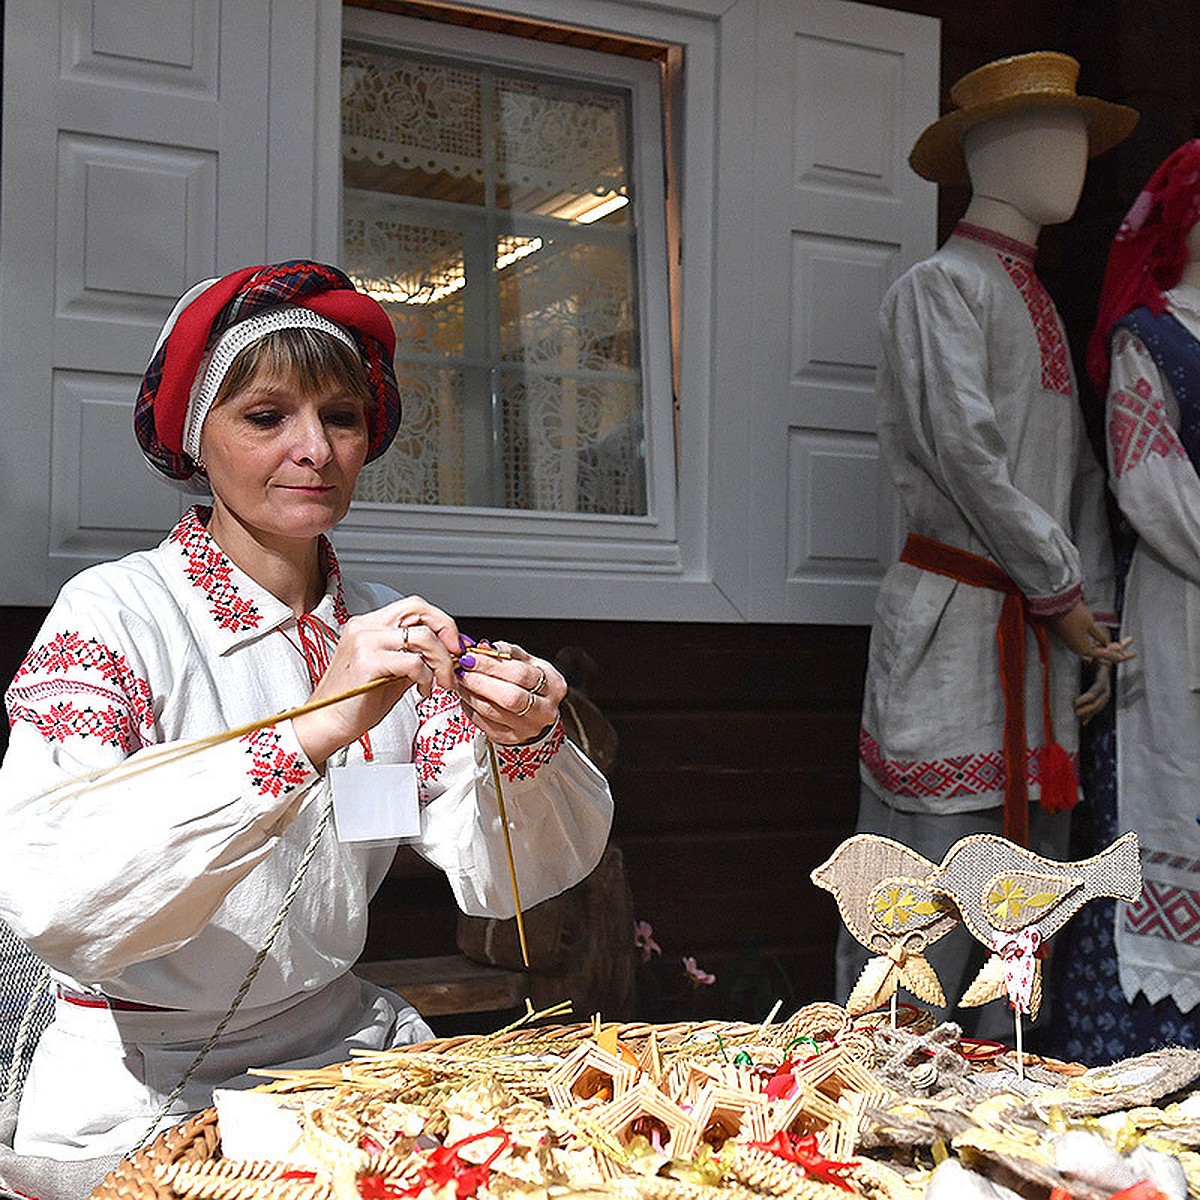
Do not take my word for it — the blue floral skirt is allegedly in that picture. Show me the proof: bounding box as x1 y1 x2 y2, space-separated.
1042 703 1200 1062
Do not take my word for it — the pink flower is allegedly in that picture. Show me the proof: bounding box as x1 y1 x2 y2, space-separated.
682 955 716 986
633 920 661 962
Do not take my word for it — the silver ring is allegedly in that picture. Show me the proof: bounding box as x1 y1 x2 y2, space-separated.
531 667 549 696
517 690 536 718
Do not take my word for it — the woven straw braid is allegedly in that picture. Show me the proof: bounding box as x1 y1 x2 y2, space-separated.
92 1107 221 1200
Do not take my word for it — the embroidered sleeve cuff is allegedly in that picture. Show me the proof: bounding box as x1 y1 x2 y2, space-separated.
239 721 320 805
1027 582 1083 617
1091 610 1119 627
495 720 566 783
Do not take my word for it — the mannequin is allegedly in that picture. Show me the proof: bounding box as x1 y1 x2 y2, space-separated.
1052 141 1200 1060
839 52 1136 1035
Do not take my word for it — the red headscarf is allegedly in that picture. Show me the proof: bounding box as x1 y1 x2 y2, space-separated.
1087 140 1200 399
134 261 401 483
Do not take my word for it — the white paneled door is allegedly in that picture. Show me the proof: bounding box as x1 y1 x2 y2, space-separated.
741 0 938 622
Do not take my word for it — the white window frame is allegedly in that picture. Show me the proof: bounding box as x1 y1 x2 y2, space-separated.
324 6 721 618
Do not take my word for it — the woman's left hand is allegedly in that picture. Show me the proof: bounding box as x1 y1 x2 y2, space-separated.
454 641 565 745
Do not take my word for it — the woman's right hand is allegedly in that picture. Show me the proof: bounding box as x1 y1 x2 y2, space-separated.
292 597 461 768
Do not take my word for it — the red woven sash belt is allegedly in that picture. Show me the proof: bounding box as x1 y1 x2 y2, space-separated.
56 986 179 1013
899 533 1077 847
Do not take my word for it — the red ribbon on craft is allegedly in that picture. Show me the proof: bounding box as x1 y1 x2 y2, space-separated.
748 1131 857 1192
279 1128 510 1199
1108 1183 1172 1200
396 1128 511 1199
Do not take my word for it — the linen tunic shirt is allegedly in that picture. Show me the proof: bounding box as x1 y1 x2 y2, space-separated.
860 222 1116 815
1105 286 1200 1012
0 507 612 1152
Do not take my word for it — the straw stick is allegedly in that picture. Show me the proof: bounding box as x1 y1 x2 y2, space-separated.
47 676 396 806
486 740 531 968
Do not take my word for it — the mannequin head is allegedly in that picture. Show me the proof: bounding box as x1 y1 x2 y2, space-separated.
962 107 1089 243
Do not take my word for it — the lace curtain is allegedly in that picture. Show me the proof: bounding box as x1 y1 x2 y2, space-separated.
343 44 647 515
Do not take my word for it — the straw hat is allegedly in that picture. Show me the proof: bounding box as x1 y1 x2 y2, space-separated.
909 51 1138 186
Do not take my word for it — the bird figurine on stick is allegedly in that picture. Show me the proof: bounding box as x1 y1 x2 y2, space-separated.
811 834 959 1017
925 830 1142 1024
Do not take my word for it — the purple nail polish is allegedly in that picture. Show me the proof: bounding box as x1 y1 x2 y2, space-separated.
458 654 476 670
459 633 477 649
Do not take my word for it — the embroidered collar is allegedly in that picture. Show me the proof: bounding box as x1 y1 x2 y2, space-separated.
953 220 1037 265
165 507 349 653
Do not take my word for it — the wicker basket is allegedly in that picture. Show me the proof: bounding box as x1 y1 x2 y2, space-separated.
91 1107 220 1200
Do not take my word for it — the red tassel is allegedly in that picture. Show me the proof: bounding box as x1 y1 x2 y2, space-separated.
1039 741 1077 813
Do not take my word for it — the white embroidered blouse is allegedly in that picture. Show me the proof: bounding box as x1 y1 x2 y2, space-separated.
1105 286 1200 1010
860 222 1116 814
0 507 613 1012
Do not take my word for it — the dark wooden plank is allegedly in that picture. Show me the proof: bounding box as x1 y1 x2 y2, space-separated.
356 955 527 1016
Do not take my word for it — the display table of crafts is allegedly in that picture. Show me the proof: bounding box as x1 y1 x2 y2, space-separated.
88 1004 1200 1200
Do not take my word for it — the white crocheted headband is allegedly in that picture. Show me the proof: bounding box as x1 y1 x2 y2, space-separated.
182 306 358 463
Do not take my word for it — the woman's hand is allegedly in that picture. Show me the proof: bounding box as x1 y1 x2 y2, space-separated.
292 597 461 768
453 640 566 745
1047 603 1133 665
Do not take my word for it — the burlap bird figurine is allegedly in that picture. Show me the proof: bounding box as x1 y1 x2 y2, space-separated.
811 834 959 1015
926 831 1142 1018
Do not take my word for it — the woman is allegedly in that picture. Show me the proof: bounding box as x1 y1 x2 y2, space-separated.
1052 141 1200 1059
0 261 613 1160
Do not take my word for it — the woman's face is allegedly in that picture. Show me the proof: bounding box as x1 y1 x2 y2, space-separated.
199 366 370 544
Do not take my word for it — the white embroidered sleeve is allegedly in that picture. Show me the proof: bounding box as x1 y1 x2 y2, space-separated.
0 593 321 982
410 688 613 917
1106 328 1200 586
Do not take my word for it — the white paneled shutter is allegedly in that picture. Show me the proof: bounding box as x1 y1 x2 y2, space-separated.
742 0 938 623
0 0 328 600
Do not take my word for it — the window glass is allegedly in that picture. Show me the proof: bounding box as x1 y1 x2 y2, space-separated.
342 43 647 515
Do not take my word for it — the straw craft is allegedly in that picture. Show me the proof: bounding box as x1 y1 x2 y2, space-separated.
91 1014 1200 1200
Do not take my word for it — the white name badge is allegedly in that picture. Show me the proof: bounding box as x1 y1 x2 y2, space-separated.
329 762 420 842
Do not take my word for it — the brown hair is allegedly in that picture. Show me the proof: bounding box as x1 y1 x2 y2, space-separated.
213 327 373 407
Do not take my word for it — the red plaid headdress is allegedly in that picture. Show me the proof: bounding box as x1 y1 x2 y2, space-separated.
1086 140 1200 400
135 260 400 482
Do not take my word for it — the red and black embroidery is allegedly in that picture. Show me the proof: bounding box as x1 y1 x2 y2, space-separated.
955 221 1072 396
415 687 475 786
859 726 1077 801
1123 851 1200 946
320 538 351 626
169 509 262 632
7 699 141 753
6 630 155 748
241 726 310 799
496 722 565 783
998 258 1072 396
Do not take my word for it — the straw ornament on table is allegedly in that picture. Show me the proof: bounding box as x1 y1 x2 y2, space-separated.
810 836 960 1024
